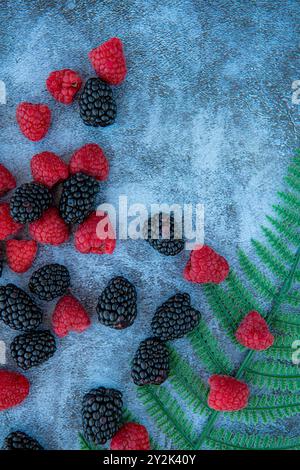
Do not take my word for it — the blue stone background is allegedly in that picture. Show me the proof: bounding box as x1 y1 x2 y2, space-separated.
0 0 299 450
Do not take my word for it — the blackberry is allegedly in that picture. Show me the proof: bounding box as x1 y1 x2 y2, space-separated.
82 387 123 445
29 263 70 301
79 78 116 127
143 213 184 256
96 276 137 329
151 293 200 341
59 173 99 224
10 330 56 370
10 182 52 223
131 337 170 386
3 431 43 450
0 284 42 331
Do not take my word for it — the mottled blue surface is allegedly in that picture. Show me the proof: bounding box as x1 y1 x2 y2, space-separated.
0 0 299 450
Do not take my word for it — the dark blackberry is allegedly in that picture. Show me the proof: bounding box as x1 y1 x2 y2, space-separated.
144 212 184 256
79 78 116 127
151 293 200 341
10 330 56 370
59 173 99 224
29 263 70 301
10 182 52 223
96 276 137 329
82 387 123 445
131 337 170 386
3 431 44 450
0 284 42 332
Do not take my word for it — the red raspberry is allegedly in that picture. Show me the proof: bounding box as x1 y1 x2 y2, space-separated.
0 370 30 411
236 311 274 351
184 245 229 284
88 37 127 85
52 294 91 338
0 203 23 241
16 102 51 141
6 239 38 274
74 211 116 254
208 375 250 412
69 144 109 181
0 164 16 196
31 151 69 188
29 207 69 246
46 69 82 104
110 423 151 451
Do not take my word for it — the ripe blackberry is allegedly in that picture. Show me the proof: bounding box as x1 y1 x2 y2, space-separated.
79 78 116 127
10 330 56 370
82 387 123 445
3 431 43 450
151 293 200 341
131 337 170 386
96 276 137 329
143 213 184 256
59 173 99 224
10 182 52 223
0 284 42 331
29 263 71 301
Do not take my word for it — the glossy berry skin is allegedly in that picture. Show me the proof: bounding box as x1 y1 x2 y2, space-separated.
11 330 56 370
74 211 116 255
0 203 23 241
69 144 109 181
3 431 44 450
31 151 69 188
0 164 16 196
6 239 38 273
52 294 90 338
110 423 151 451
29 207 70 246
131 337 170 386
236 311 274 351
208 375 250 412
88 37 127 85
16 102 51 141
46 69 82 104
184 245 229 284
10 182 52 224
0 370 30 411
79 78 116 127
29 263 70 301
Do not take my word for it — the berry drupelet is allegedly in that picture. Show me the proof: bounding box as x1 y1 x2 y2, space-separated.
79 78 116 127
29 263 71 301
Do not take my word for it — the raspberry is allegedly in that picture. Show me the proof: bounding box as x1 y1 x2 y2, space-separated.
46 69 82 104
110 423 151 451
16 102 51 141
0 370 30 411
29 207 70 246
0 203 22 241
236 311 274 351
74 211 116 254
52 294 91 338
69 144 109 181
208 375 250 412
88 37 127 85
184 245 229 284
31 151 69 188
6 239 38 274
0 164 16 196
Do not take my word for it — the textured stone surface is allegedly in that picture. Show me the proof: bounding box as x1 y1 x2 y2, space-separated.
0 0 299 449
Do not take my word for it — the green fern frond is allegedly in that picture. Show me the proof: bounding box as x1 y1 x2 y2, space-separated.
287 165 300 181
273 204 300 229
278 190 300 211
206 429 300 450
225 270 260 311
78 433 102 451
266 215 300 246
251 239 289 281
238 249 276 299
244 360 300 391
261 226 296 262
273 313 300 333
285 175 300 194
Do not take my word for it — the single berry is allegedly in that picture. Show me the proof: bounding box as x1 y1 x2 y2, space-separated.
0 370 30 411
144 213 184 256
0 203 23 241
110 422 151 451
29 207 70 246
52 294 91 338
131 338 170 386
0 244 4 277
184 245 229 284
10 182 52 224
0 284 42 331
11 330 56 370
69 143 109 181
88 37 126 86
0 164 16 196
236 311 274 351
96 276 137 329
46 68 82 104
151 293 200 341
208 375 250 412
31 151 69 188
59 173 99 225
74 211 116 255
82 387 123 445
79 78 116 127
3 432 43 450
6 239 38 273
29 263 71 301
16 102 51 141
